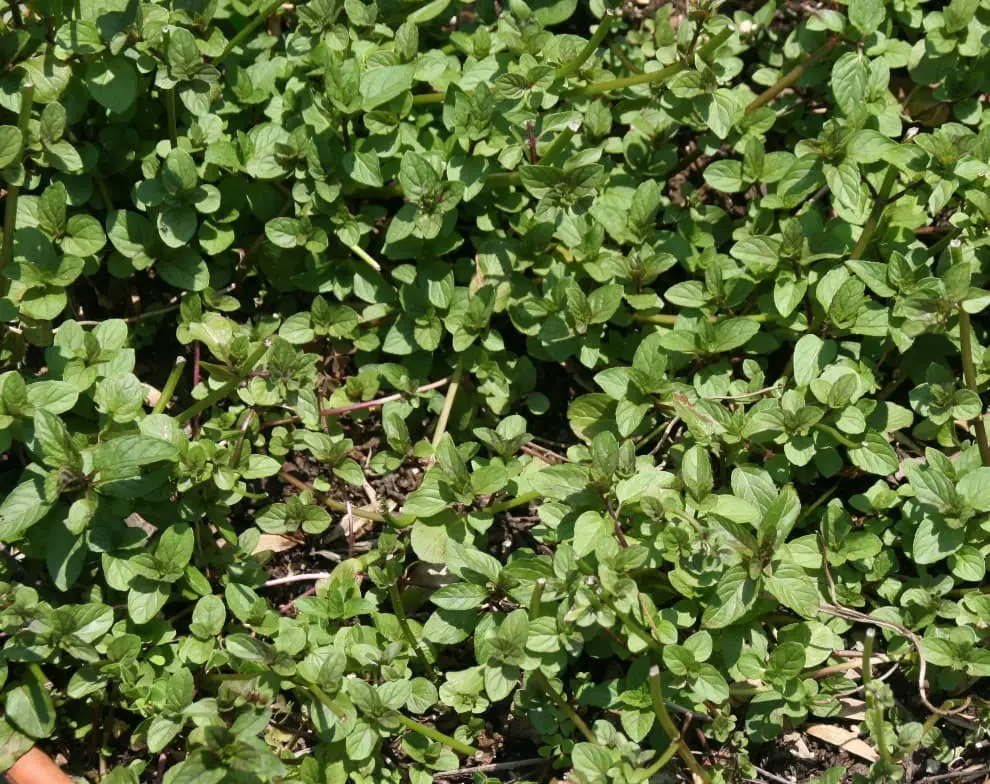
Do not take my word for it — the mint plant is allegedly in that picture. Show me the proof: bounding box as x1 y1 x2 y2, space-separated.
2 0 990 781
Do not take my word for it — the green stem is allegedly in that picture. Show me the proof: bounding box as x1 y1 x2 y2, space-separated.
649 667 712 784
410 29 732 107
229 409 255 467
920 711 939 738
7 0 23 26
813 422 860 449
176 342 269 424
389 578 438 679
728 684 765 697
850 165 898 261
346 242 382 272
165 89 178 146
393 712 479 757
539 126 577 167
608 42 642 74
27 663 47 685
358 171 521 201
633 311 771 326
528 578 546 621
484 172 521 189
563 60 685 99
153 357 187 415
530 670 597 744
555 12 616 80
431 362 464 448
746 36 839 112
94 175 113 211
1 81 35 288
862 627 875 687
214 0 285 64
958 305 990 466
863 629 893 764
927 227 961 259
485 489 539 515
636 740 681 782
876 367 907 401
412 91 446 105
795 480 841 524
305 684 348 720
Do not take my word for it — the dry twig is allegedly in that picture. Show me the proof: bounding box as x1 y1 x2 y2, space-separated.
817 535 971 717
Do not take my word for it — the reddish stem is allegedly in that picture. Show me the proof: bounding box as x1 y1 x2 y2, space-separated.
527 121 538 164
279 585 317 614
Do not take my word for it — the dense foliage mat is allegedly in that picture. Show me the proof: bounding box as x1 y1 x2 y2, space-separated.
2 0 990 781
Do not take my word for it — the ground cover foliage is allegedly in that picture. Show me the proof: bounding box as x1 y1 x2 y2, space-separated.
1 0 990 781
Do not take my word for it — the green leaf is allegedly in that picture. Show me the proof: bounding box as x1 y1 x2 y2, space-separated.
90 434 179 477
265 217 301 248
957 467 990 511
128 579 169 625
147 717 184 755
765 562 820 617
571 743 612 778
848 0 885 35
528 464 590 501
913 514 965 564
55 20 104 54
157 205 198 248
161 148 198 196
4 677 56 738
38 183 68 238
704 159 744 192
767 641 806 682
709 318 761 352
23 54 72 103
33 410 80 467
831 53 867 117
702 567 759 628
85 56 139 114
158 248 209 291
343 148 383 187
572 511 610 557
166 26 202 80
62 215 107 257
588 284 623 324
948 546 986 582
431 582 489 611
106 210 158 262
360 64 415 110
683 444 713 500
700 89 740 140
0 718 34 773
0 473 53 543
943 0 978 33
44 140 83 173
0 127 23 169
848 433 899 476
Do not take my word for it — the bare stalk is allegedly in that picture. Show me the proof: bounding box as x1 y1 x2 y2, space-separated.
649 666 712 784
431 363 464 448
